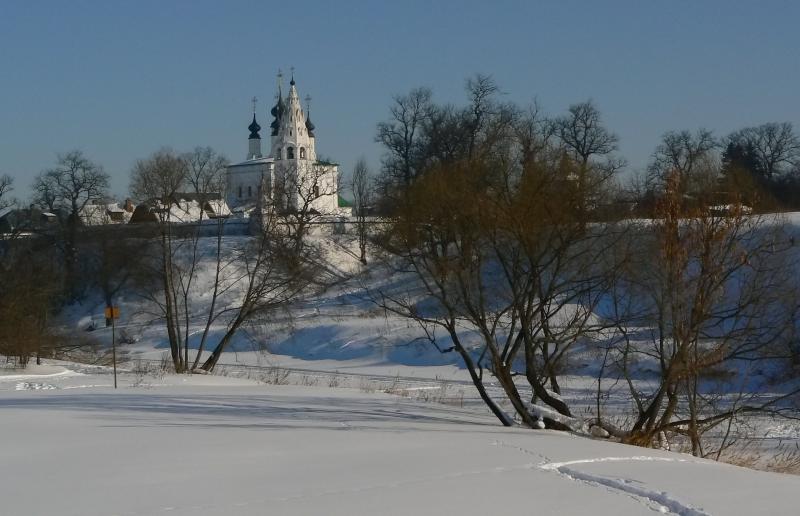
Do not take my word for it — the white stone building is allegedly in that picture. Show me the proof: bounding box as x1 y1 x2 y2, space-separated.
226 73 349 217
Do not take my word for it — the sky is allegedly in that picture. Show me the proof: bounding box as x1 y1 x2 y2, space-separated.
1 0 799 199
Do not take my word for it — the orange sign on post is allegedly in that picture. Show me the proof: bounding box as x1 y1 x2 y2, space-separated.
104 306 120 319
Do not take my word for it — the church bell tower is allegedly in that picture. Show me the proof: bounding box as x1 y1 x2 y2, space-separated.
269 69 316 163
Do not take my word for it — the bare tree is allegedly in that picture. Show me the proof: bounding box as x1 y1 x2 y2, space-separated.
130 149 190 371
31 172 59 212
199 199 329 371
132 147 242 372
462 74 501 159
33 151 109 223
648 129 717 193
31 151 109 295
726 122 800 181
514 101 556 166
177 146 229 370
183 146 228 201
556 100 625 217
130 148 186 203
199 161 342 371
596 170 800 456
351 157 371 264
375 87 433 188
0 174 13 210
374 104 619 430
272 161 337 248
557 100 624 174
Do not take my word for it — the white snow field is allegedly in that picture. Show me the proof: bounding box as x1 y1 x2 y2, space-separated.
1 368 798 516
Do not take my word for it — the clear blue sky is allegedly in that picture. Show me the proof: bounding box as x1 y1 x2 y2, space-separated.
1 0 798 198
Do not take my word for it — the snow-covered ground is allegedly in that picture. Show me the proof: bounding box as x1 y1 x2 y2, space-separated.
3 229 796 514
44 231 800 460
2 366 798 516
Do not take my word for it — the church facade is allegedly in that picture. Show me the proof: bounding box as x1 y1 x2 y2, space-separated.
226 73 347 217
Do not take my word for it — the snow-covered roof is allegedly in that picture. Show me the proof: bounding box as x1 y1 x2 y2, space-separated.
205 199 232 217
228 157 274 168
78 202 132 225
136 198 232 223
161 200 204 223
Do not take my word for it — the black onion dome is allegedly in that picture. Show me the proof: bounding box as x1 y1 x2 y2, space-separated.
248 114 261 139
270 94 284 118
270 96 284 136
305 113 315 137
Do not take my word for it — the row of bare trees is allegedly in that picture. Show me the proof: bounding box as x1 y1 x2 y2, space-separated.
0 172 62 365
1 153 110 365
368 75 800 457
2 142 343 372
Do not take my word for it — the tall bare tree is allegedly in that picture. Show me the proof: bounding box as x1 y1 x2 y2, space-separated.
557 100 624 174
596 170 800 456
31 151 109 295
514 101 556 166
373 79 624 430
351 157 371 264
375 87 433 188
556 100 624 217
130 149 190 371
199 198 328 371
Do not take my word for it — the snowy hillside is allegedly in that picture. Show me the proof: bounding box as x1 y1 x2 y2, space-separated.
1 366 798 516
49 228 800 461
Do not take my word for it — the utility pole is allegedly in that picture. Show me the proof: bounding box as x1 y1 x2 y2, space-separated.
106 305 119 388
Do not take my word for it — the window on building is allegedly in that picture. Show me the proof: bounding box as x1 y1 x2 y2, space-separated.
238 186 242 198
299 147 306 159
248 186 252 197
287 147 295 159
313 185 320 197
276 148 281 160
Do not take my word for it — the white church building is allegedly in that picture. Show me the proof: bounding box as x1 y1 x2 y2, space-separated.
226 73 350 217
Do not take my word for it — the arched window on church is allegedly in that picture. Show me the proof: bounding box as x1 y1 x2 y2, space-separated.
238 186 242 198
248 186 252 197
287 147 295 159
276 148 281 160
299 147 306 159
